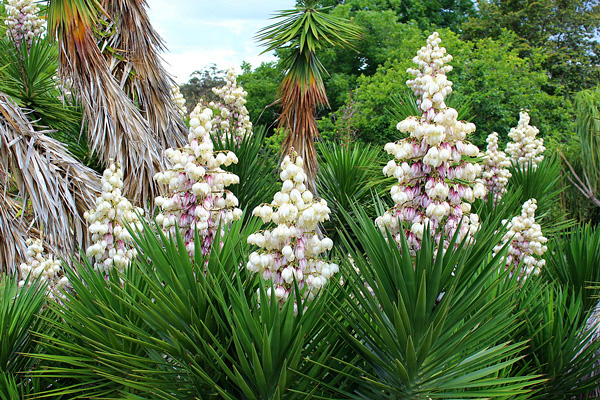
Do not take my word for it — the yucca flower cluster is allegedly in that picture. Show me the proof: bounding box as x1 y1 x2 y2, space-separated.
19 238 70 300
376 32 486 252
208 68 252 144
154 105 242 257
84 162 144 273
493 199 548 279
482 132 512 204
506 111 545 169
4 0 45 48
171 85 187 117
246 153 338 303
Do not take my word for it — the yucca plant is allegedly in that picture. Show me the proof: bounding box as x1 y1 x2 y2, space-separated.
327 207 539 399
33 216 353 399
513 278 600 399
256 0 361 194
0 275 66 399
545 223 600 315
316 141 389 243
386 89 474 135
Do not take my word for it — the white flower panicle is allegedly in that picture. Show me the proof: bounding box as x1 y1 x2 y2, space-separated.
208 68 252 144
506 111 545 169
493 199 548 279
246 153 338 303
19 238 70 300
171 85 187 117
377 32 486 252
154 105 242 257
4 0 45 48
84 162 144 273
482 132 512 204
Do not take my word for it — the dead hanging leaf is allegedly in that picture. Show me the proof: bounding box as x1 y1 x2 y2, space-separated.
0 92 102 270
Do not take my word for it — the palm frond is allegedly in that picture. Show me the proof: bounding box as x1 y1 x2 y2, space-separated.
0 187 29 274
278 57 328 191
0 92 101 263
48 0 163 207
99 0 187 149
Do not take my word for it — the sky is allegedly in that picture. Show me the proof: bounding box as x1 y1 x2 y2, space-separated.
146 0 296 83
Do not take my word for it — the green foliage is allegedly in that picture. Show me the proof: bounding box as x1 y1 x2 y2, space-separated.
0 276 62 399
338 28 572 147
316 141 388 244
320 0 477 32
545 224 600 314
461 0 600 92
513 279 600 399
238 61 283 131
212 126 279 214
506 156 574 235
574 86 600 198
328 207 538 398
32 219 351 399
0 37 96 167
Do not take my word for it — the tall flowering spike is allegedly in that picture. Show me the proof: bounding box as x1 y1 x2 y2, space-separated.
482 132 512 204
208 68 253 144
19 238 70 301
246 152 338 304
84 162 144 273
506 111 545 169
4 0 45 48
376 32 486 253
493 199 548 279
171 85 187 117
154 105 242 257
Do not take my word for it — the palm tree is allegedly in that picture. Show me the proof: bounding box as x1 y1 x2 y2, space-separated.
97 0 188 150
47 0 164 207
256 1 360 193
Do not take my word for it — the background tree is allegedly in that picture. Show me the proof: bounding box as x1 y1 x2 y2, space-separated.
462 0 600 93
179 64 226 109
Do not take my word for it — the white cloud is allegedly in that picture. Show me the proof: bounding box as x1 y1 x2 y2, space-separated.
146 0 295 83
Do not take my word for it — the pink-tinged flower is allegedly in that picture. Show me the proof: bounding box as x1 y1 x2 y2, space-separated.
377 32 485 253
85 162 144 273
506 111 545 169
154 106 242 259
493 199 548 280
246 152 337 306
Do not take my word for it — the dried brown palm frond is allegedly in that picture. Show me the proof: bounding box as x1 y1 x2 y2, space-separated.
0 183 30 275
277 56 329 194
99 0 187 149
0 92 102 265
48 0 163 207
